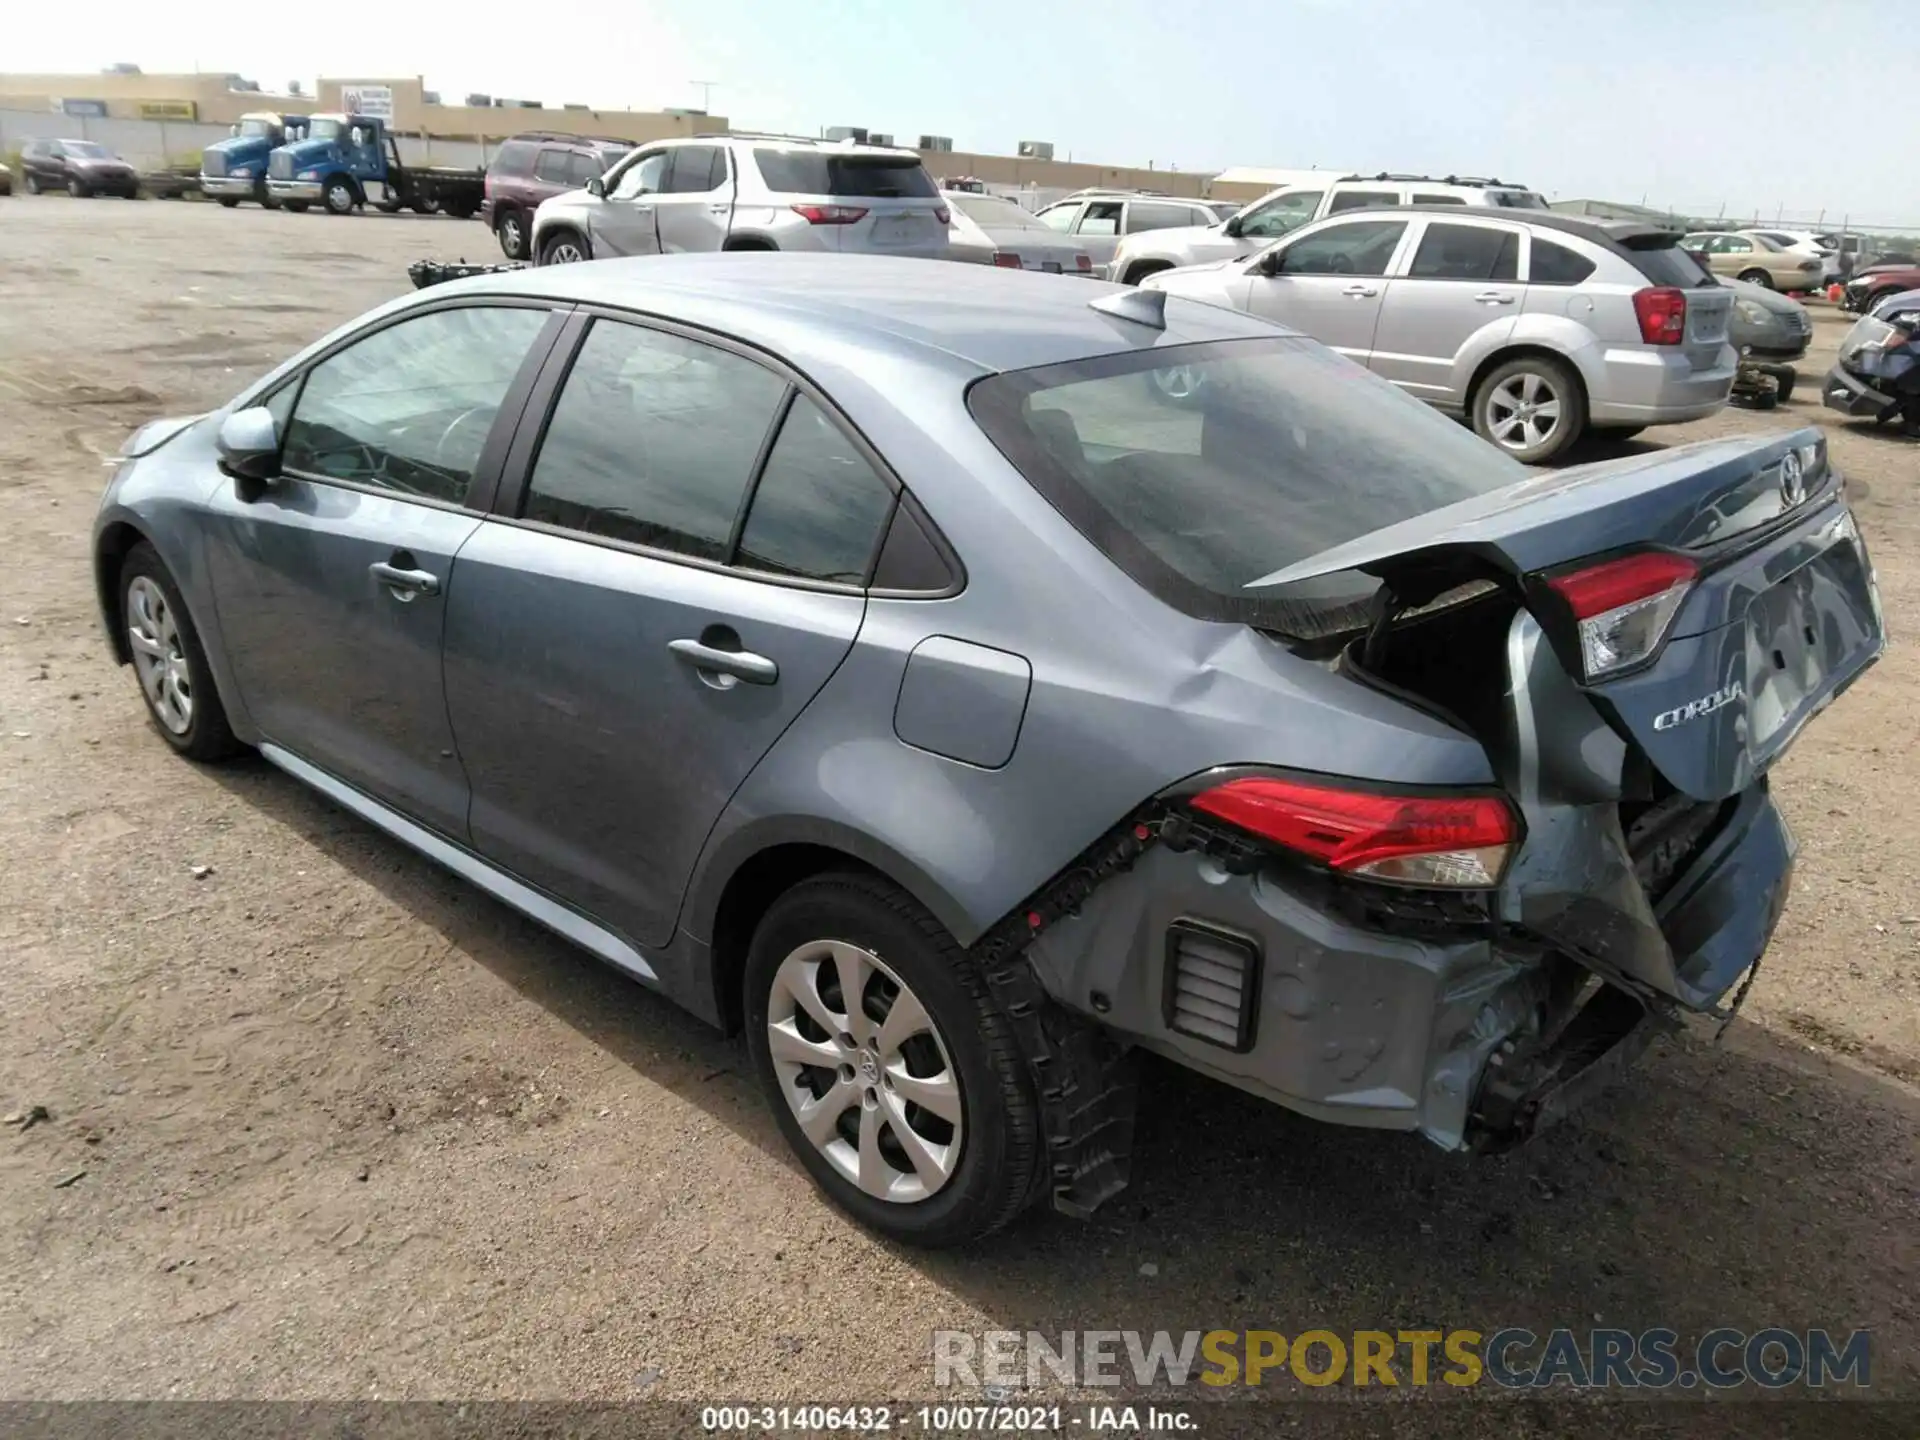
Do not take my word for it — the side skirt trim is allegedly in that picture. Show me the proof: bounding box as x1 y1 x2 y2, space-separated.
258 742 659 984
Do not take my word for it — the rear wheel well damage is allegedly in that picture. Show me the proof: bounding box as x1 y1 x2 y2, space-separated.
94 520 149 664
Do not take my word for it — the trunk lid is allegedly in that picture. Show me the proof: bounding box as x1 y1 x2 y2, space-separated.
1253 428 1886 802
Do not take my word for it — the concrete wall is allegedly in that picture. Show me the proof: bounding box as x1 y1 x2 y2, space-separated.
922 148 1215 199
0 108 233 165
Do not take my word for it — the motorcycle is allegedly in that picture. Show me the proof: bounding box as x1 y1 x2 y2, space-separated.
1822 293 1920 435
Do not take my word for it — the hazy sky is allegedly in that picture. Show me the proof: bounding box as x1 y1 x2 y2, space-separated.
12 0 1914 226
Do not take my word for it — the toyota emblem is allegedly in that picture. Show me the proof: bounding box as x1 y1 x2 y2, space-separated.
1779 450 1806 508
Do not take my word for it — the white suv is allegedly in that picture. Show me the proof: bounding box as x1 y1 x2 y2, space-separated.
1106 172 1547 287
532 134 950 266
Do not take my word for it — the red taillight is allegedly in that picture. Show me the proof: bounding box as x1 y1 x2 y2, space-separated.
790 204 868 225
992 251 1022 269
1546 552 1698 619
1632 286 1688 346
933 205 950 225
1545 551 1698 680
1188 777 1517 888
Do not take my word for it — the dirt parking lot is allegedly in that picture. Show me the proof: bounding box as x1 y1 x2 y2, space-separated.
0 199 1915 1421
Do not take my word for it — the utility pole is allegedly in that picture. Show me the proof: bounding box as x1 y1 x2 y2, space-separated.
689 80 718 113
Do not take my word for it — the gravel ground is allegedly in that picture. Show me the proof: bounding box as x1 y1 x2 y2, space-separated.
0 199 1914 1422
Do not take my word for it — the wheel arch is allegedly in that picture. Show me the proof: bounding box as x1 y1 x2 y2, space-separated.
94 518 153 664
1120 258 1173 286
1465 341 1593 423
721 233 778 252
684 820 977 1035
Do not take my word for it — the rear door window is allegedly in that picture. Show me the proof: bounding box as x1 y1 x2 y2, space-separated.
523 320 788 561
1407 222 1519 281
966 338 1522 637
1412 194 1469 206
1527 238 1597 285
735 397 895 583
533 148 571 184
751 150 937 198
1325 189 1400 214
1125 201 1201 233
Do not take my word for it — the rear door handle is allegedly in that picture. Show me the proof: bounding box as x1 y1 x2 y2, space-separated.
707 203 731 214
1474 290 1517 305
1341 284 1379 298
370 559 440 599
669 637 778 687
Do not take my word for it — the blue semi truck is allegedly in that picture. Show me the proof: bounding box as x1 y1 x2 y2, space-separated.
264 113 483 218
199 112 310 208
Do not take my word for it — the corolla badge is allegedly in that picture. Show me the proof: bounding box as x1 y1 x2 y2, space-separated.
1654 681 1744 731
1779 449 1806 508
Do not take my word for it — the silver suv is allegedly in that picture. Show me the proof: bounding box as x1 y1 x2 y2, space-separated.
531 133 950 265
1146 208 1734 463
1032 190 1241 278
1107 173 1548 287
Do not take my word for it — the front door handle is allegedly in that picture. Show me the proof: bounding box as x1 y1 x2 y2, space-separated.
669 637 778 687
1341 284 1379 298
369 559 440 599
1474 290 1517 305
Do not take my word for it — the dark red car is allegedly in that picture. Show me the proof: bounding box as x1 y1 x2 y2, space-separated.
481 132 632 260
1844 260 1920 314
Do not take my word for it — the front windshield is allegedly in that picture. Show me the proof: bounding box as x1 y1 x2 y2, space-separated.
968 337 1525 638
309 119 346 143
66 141 113 159
239 119 278 139
952 194 1046 231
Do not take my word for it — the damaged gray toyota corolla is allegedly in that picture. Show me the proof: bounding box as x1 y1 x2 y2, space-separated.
91 256 1885 1247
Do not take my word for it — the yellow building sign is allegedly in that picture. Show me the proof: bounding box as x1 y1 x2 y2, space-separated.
137 101 198 121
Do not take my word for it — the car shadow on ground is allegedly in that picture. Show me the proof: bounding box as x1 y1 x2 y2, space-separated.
205 754 1920 1414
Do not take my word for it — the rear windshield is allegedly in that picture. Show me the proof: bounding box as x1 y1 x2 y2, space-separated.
951 194 1046 230
967 338 1524 638
1626 239 1719 288
753 150 937 198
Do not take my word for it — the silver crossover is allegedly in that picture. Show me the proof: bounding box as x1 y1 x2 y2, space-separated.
1147 208 1737 463
93 255 1881 1245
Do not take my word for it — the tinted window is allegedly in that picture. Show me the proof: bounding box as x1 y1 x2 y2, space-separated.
1326 190 1399 214
664 145 723 193
1627 242 1717 288
533 149 570 184
524 320 788 561
1239 190 1321 239
282 306 548 504
1411 194 1468 206
736 397 894 583
1036 203 1081 232
1076 201 1122 237
1408 223 1519 281
1276 220 1407 277
490 142 538 178
1488 191 1548 209
1528 238 1596 285
564 151 603 187
751 150 937 198
1127 202 1201 233
967 338 1523 638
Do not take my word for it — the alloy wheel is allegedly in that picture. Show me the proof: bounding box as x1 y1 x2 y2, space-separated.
546 240 584 265
1484 371 1564 454
126 575 192 734
501 215 524 257
765 940 963 1204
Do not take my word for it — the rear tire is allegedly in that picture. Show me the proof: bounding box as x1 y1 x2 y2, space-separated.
1738 268 1773 289
1472 354 1587 465
23 172 41 195
119 543 243 763
218 197 240 208
744 872 1041 1247
283 200 309 214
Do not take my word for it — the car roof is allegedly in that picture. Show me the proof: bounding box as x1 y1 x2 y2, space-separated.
1318 205 1677 246
442 253 1291 375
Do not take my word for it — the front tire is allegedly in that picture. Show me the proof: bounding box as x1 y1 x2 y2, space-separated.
218 196 240 208
538 231 589 265
744 873 1041 1247
283 200 309 213
119 544 243 762
497 209 529 260
323 178 357 216
67 177 89 198
1472 354 1587 464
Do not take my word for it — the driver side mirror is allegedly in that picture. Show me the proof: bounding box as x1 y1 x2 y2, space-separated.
1223 215 1244 238
586 176 606 198
1253 249 1288 278
216 407 281 483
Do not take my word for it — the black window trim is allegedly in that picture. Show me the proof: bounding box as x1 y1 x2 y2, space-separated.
487 302 965 598
246 297 570 516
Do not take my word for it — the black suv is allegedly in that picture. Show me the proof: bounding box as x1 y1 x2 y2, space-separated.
19 138 141 198
482 132 632 259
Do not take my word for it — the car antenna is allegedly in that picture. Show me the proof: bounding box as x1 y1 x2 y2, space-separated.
1088 288 1167 330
